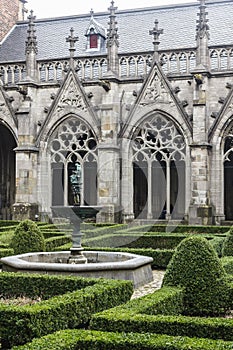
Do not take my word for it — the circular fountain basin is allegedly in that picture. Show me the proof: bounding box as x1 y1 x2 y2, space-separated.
1 251 153 288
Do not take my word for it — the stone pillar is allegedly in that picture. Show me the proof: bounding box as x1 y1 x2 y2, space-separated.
121 138 134 223
12 101 39 221
97 101 121 223
97 144 120 223
189 73 213 225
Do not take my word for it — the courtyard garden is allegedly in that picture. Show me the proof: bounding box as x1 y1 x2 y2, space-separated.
1 220 233 348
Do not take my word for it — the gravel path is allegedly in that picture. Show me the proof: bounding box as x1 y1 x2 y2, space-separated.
131 270 165 299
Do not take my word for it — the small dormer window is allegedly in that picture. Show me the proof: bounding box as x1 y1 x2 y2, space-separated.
90 34 98 49
85 10 106 53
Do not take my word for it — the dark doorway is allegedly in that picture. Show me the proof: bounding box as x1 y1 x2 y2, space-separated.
133 161 148 218
0 124 16 219
224 137 233 220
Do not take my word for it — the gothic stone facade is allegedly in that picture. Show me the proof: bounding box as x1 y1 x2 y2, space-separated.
0 0 233 224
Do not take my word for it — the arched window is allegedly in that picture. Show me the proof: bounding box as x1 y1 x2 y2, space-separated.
49 117 97 206
132 114 186 220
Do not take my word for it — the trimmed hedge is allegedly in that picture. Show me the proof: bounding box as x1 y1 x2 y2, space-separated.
10 219 45 254
84 233 189 249
222 227 233 257
0 248 14 259
222 256 233 275
45 235 71 251
0 273 133 348
90 284 233 342
162 236 230 317
126 224 230 234
11 329 233 350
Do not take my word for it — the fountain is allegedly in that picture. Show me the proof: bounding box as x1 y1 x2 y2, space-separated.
1 163 153 288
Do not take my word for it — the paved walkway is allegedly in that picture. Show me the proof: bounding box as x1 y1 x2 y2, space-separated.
131 270 165 299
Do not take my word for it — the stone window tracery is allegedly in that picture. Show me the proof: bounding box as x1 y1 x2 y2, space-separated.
132 114 186 220
132 114 186 162
49 117 97 206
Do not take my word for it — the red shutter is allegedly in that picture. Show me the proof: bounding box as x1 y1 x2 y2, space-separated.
90 34 98 48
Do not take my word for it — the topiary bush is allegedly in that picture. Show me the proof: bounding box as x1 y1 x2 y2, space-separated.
10 219 45 254
222 226 233 257
162 235 230 317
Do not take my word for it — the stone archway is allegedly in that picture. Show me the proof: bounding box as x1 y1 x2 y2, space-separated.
0 123 16 219
131 114 186 220
48 116 97 206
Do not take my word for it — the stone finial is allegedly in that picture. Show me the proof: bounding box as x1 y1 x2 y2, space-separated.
66 28 79 69
196 0 210 40
149 19 163 60
25 10 38 55
107 0 119 48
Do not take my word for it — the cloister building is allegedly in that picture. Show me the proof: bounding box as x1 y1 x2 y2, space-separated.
0 0 233 225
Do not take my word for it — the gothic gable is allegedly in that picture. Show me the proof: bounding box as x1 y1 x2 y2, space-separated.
121 60 192 138
37 70 99 144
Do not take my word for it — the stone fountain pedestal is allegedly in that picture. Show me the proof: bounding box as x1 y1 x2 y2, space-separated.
1 205 154 288
51 205 101 264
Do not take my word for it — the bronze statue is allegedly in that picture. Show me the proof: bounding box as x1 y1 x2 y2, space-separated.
70 163 82 205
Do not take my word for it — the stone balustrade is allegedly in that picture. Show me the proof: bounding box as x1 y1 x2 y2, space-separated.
0 46 232 85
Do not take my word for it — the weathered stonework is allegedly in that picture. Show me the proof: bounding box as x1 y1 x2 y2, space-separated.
1 1 233 224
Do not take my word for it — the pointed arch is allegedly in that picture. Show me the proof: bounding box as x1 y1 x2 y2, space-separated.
132 113 186 219
47 115 98 207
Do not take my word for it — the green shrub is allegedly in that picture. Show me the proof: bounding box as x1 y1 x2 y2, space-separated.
11 329 233 350
210 236 225 257
0 273 133 348
162 236 230 316
222 226 233 257
10 219 45 254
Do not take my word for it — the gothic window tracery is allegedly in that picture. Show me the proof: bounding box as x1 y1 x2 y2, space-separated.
49 117 97 206
132 114 186 220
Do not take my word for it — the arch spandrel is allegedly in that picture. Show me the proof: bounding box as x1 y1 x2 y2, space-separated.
0 87 17 140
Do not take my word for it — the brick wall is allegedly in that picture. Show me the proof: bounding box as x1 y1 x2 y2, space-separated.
0 0 20 42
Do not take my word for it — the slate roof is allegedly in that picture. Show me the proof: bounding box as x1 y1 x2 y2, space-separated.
0 0 232 63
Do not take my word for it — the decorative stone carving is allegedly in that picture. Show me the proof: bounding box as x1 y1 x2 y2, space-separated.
140 71 174 106
56 79 87 115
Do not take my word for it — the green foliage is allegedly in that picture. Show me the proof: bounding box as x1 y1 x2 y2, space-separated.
210 236 225 257
222 226 233 257
10 219 45 254
11 329 233 350
162 236 230 316
0 273 133 348
90 284 233 342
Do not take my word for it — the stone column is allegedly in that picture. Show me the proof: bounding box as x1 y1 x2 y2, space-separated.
97 144 120 222
12 102 39 221
121 137 134 223
97 104 121 223
189 74 213 225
